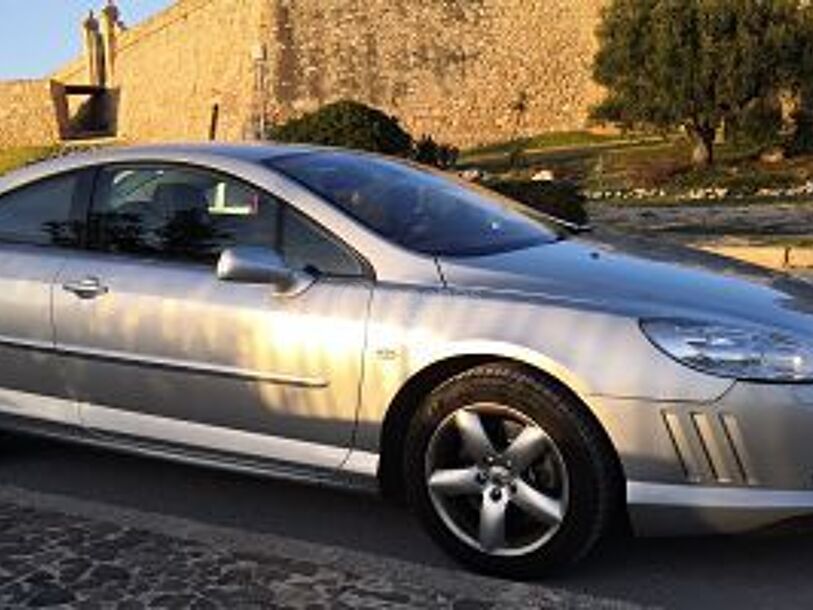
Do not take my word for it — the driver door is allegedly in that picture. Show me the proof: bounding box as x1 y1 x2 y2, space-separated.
53 163 372 469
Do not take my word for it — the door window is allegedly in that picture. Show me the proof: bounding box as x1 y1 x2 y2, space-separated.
0 173 82 247
90 166 279 264
90 165 366 277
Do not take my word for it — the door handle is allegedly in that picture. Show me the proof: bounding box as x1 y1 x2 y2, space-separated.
62 277 109 300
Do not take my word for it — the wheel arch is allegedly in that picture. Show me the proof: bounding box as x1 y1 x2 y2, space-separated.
376 351 627 506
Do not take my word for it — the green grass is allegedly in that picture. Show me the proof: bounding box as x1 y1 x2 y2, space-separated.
459 130 813 204
595 140 812 195
460 130 631 161
523 130 630 150
0 146 60 176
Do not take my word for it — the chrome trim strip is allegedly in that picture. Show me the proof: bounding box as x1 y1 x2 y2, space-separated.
58 343 330 388
0 334 53 353
108 437 379 493
0 333 329 388
82 405 369 472
720 413 760 486
341 449 380 478
662 411 705 483
0 387 79 426
691 412 736 484
628 481 813 509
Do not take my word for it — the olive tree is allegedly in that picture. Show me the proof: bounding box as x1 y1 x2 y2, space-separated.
592 0 809 166
790 3 813 153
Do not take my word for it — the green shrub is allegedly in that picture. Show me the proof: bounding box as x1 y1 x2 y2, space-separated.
485 179 589 226
268 100 413 157
268 100 461 169
788 108 813 156
728 98 784 151
413 136 459 169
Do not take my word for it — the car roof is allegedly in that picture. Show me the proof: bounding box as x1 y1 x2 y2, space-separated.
0 142 324 194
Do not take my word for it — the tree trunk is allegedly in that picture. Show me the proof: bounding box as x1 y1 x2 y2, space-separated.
687 122 716 167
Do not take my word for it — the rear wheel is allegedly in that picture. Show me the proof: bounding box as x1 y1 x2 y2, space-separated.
404 364 619 577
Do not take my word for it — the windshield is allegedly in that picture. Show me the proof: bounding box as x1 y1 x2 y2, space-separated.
264 151 562 257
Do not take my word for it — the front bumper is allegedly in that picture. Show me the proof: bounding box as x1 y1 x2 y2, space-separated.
592 382 813 535
627 481 813 535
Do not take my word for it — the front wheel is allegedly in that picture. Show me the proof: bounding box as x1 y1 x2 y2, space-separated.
404 364 619 577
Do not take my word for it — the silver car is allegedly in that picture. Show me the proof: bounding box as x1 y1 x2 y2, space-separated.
1 143 812 576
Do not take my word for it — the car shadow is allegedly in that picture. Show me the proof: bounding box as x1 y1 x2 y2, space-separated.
3 433 813 608
563 525 813 607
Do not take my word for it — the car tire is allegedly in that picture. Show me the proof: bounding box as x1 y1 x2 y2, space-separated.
404 363 619 577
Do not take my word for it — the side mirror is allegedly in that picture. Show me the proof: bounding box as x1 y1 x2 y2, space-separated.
216 246 311 294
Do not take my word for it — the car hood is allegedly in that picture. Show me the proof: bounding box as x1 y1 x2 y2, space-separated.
438 233 813 338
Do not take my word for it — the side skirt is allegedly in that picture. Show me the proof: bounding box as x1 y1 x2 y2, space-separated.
0 413 380 495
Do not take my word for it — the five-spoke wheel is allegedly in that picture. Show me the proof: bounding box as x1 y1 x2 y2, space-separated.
405 364 619 576
426 405 568 556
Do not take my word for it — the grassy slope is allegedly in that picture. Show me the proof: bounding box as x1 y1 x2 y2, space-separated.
461 130 628 159
461 132 813 202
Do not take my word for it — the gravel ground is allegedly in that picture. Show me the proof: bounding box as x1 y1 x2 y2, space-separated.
0 486 635 610
588 201 813 242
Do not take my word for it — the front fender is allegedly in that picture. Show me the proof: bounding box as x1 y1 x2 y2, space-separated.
354 285 733 453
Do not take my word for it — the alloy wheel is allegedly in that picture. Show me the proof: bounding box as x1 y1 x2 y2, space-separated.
424 403 570 557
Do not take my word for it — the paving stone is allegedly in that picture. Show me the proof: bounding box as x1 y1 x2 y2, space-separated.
26 582 75 607
0 501 497 608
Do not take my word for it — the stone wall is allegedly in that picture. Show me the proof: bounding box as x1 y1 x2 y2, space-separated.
259 0 608 147
0 80 65 148
52 58 86 86
55 0 262 143
41 0 608 148
113 0 260 142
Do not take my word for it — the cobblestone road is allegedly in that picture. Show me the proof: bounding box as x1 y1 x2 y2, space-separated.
1 501 462 609
0 487 633 610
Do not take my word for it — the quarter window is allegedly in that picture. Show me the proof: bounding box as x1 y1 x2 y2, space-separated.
282 207 364 277
0 173 80 246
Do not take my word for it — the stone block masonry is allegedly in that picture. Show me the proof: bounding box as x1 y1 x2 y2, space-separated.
3 0 609 148
0 80 67 148
260 0 608 147
110 0 260 143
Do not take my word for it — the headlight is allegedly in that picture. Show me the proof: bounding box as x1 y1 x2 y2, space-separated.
641 319 813 381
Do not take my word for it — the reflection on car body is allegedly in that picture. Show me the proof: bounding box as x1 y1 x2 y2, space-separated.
0 143 812 576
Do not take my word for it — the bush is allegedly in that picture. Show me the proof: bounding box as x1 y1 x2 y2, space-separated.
268 100 460 169
485 179 589 226
728 98 784 151
788 108 813 156
268 100 413 157
413 136 459 169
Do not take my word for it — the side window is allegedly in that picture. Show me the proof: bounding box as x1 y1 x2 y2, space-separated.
90 166 280 264
0 173 80 247
281 207 365 277
90 164 367 278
